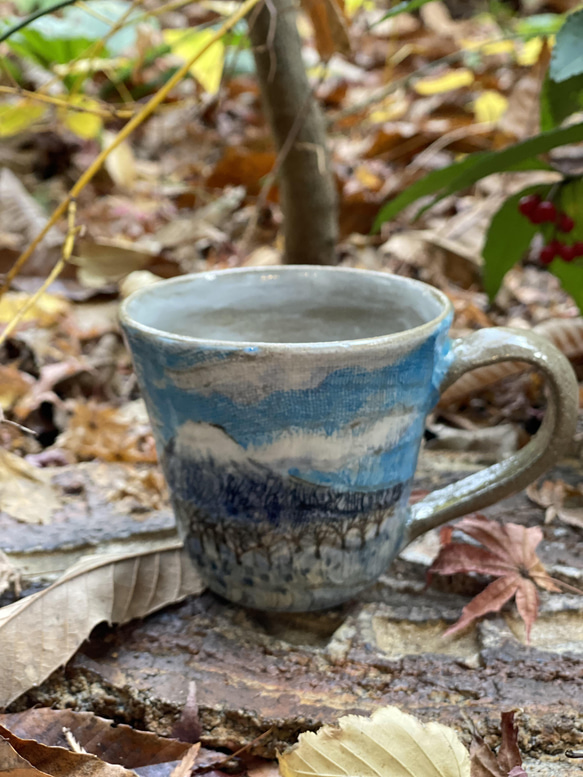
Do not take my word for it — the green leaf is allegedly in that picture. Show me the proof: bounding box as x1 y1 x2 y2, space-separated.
515 13 565 40
540 71 583 131
558 178 583 243
550 260 583 314
373 153 490 229
434 122 583 204
482 185 551 300
376 0 435 23
550 7 583 83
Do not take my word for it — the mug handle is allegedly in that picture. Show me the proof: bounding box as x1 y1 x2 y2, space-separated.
405 327 579 544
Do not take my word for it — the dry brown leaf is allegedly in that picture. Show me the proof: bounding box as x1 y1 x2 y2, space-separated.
73 236 161 287
59 402 158 463
0 708 194 769
0 168 62 275
0 364 35 410
0 545 204 707
300 0 351 59
169 744 200 777
278 705 470 777
470 711 524 777
0 724 135 777
0 448 61 524
0 549 20 597
526 479 583 529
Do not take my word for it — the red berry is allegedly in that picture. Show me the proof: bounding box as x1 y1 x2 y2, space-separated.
532 201 557 224
557 213 575 232
518 194 541 218
573 242 583 257
559 243 576 262
539 246 556 265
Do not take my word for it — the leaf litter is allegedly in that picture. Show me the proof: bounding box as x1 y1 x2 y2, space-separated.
0 0 583 768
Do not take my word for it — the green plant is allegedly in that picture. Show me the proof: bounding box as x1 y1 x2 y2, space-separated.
375 5 583 314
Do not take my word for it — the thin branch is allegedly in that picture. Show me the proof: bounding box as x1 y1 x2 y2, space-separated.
0 0 79 44
241 60 330 252
0 0 264 298
0 85 134 118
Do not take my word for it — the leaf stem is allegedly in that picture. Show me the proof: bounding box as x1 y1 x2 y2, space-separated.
0 0 79 44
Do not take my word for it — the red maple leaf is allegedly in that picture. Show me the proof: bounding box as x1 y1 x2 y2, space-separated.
428 514 560 642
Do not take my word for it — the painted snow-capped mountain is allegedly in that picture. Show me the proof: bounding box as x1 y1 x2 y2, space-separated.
164 421 405 526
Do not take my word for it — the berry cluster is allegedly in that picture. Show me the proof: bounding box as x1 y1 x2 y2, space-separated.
518 194 583 265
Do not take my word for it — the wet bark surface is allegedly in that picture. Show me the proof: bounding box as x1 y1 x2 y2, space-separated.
11 450 583 762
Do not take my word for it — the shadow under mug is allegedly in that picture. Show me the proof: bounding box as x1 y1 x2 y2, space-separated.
120 266 578 612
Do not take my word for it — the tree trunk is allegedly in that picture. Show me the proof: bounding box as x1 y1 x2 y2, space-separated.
248 0 338 265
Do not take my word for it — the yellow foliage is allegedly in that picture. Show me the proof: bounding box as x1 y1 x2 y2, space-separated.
474 90 508 123
345 0 374 14
0 101 46 137
60 95 103 139
414 68 474 95
0 292 69 328
163 28 225 95
516 36 550 66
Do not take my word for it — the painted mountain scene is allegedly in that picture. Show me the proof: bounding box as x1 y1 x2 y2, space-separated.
164 421 408 610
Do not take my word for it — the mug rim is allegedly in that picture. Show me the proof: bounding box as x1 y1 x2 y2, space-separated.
119 265 453 351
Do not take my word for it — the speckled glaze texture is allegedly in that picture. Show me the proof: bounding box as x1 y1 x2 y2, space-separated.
120 267 578 612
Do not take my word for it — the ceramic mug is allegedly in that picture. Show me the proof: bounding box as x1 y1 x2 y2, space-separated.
120 266 577 611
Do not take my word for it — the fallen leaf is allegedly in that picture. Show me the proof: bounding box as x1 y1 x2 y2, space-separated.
172 682 202 744
0 364 35 410
0 549 20 597
0 100 46 137
0 168 63 275
470 711 523 777
0 708 193 768
300 0 351 59
428 514 560 641
278 705 470 777
0 290 69 328
473 91 508 124
169 744 200 777
163 29 225 94
526 479 583 530
414 68 474 95
0 544 204 707
0 723 135 777
0 448 61 524
59 402 158 463
103 131 137 190
59 95 103 139
73 236 161 287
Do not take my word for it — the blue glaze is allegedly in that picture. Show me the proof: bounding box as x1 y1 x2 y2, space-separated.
120 267 455 611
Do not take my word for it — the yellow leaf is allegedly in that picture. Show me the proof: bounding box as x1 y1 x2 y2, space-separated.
0 101 46 137
0 292 69 328
278 706 471 777
102 130 136 189
163 28 225 95
516 36 548 67
414 68 474 95
473 90 508 123
345 0 374 14
60 95 103 139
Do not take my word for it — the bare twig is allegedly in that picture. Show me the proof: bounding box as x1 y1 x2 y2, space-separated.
241 60 330 252
0 85 134 118
0 0 263 298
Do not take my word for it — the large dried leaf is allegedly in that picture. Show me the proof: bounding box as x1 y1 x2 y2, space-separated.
0 546 204 707
278 705 470 777
0 709 193 768
0 724 135 777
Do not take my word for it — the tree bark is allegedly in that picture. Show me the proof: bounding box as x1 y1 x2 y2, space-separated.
248 0 338 265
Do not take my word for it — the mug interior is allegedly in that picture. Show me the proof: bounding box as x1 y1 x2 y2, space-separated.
122 267 447 345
